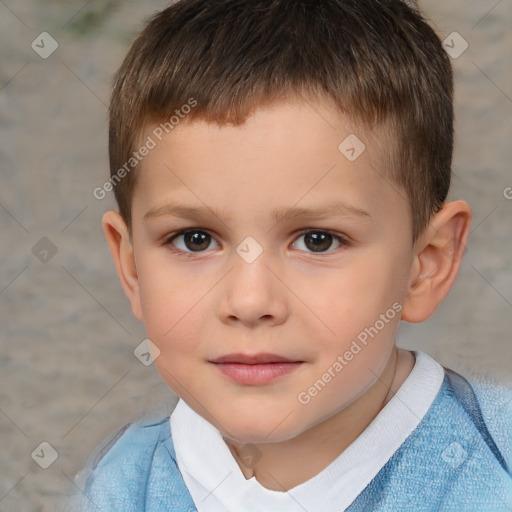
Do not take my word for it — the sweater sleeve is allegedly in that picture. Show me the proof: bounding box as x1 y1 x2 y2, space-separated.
75 420 165 512
468 375 512 473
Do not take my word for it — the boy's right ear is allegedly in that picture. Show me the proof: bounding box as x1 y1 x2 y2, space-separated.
102 210 144 322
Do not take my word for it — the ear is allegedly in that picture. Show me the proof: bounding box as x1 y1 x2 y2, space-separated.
102 210 144 322
401 200 472 323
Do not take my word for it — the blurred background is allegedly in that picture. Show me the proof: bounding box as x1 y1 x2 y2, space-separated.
0 0 511 510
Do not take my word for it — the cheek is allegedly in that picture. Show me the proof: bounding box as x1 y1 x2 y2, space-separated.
136 256 201 353
304 251 403 385
313 252 401 338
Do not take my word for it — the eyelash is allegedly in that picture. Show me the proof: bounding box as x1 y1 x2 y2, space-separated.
163 229 349 257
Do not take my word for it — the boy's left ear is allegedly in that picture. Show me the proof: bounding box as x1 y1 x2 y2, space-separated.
402 200 472 323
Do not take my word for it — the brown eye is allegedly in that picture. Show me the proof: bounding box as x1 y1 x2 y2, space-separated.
168 230 217 252
293 231 345 253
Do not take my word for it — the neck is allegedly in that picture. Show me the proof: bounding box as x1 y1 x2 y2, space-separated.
224 348 415 491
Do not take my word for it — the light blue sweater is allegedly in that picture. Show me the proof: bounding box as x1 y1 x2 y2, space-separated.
77 368 512 511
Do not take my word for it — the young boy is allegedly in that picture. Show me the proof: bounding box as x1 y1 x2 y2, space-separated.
77 0 512 510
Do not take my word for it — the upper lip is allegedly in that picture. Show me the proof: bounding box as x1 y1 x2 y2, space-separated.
210 353 301 364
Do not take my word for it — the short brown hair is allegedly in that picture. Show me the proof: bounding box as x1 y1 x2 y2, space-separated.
108 0 453 242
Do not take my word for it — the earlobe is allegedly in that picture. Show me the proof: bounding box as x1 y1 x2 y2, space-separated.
102 210 144 322
401 200 472 323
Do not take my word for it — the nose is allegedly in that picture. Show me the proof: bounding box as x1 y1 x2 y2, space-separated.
217 250 289 328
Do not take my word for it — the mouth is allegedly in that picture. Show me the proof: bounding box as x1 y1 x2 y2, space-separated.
209 353 304 385
210 352 301 364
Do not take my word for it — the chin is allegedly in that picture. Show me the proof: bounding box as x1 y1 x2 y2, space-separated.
218 414 308 445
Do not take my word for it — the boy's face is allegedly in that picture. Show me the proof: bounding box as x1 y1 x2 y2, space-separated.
126 98 416 443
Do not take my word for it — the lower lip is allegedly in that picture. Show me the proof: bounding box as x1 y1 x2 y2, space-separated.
213 362 302 385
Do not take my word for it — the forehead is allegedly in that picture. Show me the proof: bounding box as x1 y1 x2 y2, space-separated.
133 98 406 229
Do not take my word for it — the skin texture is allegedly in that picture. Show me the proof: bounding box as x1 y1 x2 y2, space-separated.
103 97 472 491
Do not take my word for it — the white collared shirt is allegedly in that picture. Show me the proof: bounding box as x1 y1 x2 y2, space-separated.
170 350 444 512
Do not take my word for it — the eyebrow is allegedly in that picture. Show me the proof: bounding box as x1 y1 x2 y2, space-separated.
143 200 371 225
